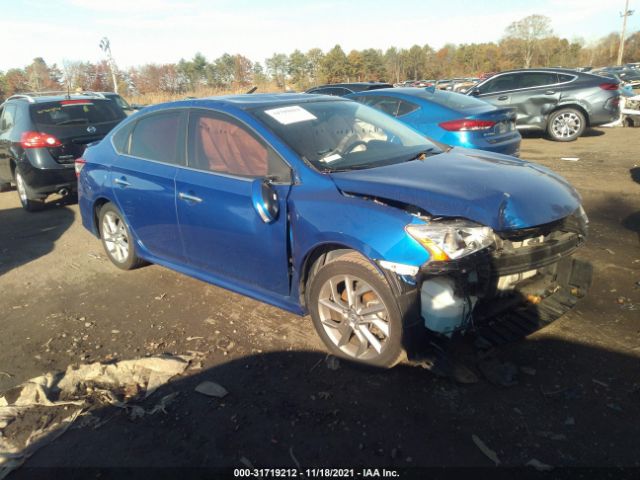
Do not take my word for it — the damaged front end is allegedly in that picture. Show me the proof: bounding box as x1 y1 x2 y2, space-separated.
383 206 591 343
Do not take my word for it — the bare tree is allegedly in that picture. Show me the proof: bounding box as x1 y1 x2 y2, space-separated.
504 15 553 68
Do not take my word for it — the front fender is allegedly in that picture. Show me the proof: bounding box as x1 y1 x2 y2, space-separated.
289 181 429 301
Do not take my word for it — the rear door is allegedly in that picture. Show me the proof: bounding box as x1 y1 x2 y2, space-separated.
175 109 292 295
507 72 560 126
111 109 187 263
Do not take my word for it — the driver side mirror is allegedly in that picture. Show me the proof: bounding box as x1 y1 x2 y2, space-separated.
251 178 279 224
470 89 481 96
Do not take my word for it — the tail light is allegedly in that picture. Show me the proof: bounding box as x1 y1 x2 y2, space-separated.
439 119 496 131
599 83 619 91
20 131 62 149
75 158 86 178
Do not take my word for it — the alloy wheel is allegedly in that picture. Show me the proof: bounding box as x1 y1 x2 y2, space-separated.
552 112 581 139
316 274 390 360
15 172 28 205
101 211 130 263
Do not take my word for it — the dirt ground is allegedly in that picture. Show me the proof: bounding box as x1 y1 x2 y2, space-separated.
1 127 639 475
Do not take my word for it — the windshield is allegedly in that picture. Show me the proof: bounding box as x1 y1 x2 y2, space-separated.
252 100 441 172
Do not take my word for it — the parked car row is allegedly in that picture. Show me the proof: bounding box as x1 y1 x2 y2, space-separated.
308 67 623 144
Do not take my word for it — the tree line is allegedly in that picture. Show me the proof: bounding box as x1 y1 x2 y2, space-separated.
1 14 639 100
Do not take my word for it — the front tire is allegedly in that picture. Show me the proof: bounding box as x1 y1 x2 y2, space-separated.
547 108 585 142
15 169 44 212
307 252 405 368
98 203 144 270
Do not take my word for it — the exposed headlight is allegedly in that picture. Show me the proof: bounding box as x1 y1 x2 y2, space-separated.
406 220 494 261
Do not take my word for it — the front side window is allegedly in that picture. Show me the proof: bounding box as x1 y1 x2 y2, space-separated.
129 111 184 165
481 74 520 94
188 111 290 180
252 100 440 172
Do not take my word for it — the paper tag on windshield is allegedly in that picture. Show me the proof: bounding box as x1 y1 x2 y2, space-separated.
320 153 342 163
264 106 317 125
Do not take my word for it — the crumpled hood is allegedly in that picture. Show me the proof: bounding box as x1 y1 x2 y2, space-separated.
329 148 581 231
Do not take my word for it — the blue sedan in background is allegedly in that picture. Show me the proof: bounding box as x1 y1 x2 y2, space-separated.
77 94 587 369
347 87 522 157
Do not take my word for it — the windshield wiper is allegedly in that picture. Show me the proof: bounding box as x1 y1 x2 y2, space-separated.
406 147 438 162
56 118 89 126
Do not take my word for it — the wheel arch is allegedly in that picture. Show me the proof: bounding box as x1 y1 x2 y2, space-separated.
92 197 113 237
548 103 590 127
298 243 381 308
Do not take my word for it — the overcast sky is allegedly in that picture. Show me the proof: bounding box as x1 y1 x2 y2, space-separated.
1 0 637 71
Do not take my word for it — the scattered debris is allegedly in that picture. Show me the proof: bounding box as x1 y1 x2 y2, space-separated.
186 336 204 341
606 403 623 412
602 248 615 255
0 373 12 379
239 456 254 469
154 293 167 300
525 294 542 305
520 366 537 376
195 381 228 399
564 416 576 426
560 157 579 161
0 355 190 478
289 447 301 469
478 358 518 387
536 431 567 441
325 355 340 371
592 379 609 388
526 459 553 471
471 434 501 466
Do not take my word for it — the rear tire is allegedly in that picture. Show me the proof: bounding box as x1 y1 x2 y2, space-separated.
98 203 145 270
307 252 405 369
15 169 44 212
546 108 585 142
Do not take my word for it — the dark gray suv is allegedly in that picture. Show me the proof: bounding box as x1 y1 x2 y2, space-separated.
467 68 621 141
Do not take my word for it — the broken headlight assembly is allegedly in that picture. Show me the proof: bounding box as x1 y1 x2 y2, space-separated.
406 220 495 261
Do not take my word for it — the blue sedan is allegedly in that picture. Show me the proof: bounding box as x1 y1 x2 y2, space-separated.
77 94 587 368
347 87 522 156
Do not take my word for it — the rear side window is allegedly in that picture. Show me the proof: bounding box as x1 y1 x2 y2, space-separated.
420 91 489 110
519 72 558 88
356 96 419 117
130 111 185 165
0 104 17 132
30 100 125 127
558 74 576 83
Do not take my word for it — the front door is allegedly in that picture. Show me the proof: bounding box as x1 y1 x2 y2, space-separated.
176 109 292 296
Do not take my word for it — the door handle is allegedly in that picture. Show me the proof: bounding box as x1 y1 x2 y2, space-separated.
178 192 203 203
544 90 556 95
114 178 130 187
497 95 509 101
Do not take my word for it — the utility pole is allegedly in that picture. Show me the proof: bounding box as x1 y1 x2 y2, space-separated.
617 0 635 66
99 37 119 94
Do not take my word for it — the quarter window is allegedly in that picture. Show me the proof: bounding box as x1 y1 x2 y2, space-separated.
129 111 185 165
0 105 17 132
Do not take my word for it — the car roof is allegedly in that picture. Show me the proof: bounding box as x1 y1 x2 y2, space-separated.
7 93 112 104
488 67 582 75
151 93 347 111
